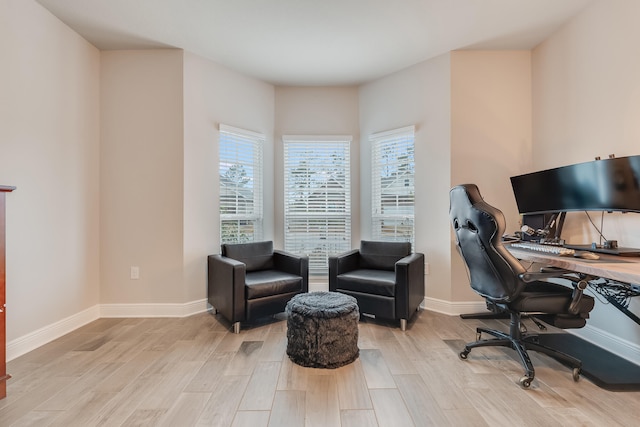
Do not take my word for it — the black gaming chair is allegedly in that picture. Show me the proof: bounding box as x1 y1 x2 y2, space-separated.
449 184 595 388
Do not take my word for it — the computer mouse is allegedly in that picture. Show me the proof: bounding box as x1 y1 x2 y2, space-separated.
574 251 600 260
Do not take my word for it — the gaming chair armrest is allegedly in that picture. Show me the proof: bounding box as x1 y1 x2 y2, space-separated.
518 267 574 283
518 269 590 315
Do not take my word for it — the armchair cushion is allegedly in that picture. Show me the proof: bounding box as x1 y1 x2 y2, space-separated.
246 270 304 300
359 240 411 270
334 269 396 297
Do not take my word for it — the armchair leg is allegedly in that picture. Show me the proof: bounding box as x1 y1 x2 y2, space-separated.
400 319 407 331
233 322 241 334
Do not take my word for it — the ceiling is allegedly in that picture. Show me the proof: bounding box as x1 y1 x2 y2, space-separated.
36 0 595 86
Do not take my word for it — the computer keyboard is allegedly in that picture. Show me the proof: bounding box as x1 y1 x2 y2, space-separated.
510 242 576 256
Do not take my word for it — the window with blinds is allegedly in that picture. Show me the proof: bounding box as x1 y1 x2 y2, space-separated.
283 136 351 275
219 124 264 244
371 126 415 246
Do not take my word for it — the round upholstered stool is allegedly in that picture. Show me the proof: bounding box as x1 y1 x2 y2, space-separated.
285 291 359 369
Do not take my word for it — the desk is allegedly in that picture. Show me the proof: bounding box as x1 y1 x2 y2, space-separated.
507 244 640 390
507 245 640 285
507 244 640 325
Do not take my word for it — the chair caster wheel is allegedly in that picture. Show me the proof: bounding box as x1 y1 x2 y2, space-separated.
572 368 581 382
459 350 469 360
519 376 533 388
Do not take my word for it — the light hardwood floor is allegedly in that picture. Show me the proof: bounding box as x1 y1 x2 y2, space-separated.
2 309 639 426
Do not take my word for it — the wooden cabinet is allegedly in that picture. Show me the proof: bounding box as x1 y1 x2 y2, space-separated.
0 185 15 399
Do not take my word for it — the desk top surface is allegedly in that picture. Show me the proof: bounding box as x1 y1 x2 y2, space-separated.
507 244 640 285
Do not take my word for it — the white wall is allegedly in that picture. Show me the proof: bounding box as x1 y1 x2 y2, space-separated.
533 0 640 350
100 50 185 305
451 51 533 225
359 55 452 302
0 0 100 341
100 50 275 308
450 50 533 302
183 52 275 302
274 86 360 250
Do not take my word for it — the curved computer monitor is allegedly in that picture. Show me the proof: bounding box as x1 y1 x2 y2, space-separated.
510 155 640 215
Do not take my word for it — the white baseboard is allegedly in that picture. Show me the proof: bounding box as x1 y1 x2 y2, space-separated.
7 305 101 362
422 296 640 367
100 298 208 318
422 296 487 315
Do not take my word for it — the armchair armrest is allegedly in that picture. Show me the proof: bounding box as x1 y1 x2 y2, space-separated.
396 252 425 276
208 255 246 323
333 249 360 274
274 250 309 292
328 249 360 291
395 252 425 318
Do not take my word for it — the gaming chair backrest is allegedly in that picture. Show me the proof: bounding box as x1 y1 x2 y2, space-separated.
449 184 527 303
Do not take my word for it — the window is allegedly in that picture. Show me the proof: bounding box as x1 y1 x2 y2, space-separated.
283 136 351 274
371 126 415 245
219 124 264 244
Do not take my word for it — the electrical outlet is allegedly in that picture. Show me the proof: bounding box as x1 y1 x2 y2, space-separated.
424 262 430 275
130 266 140 280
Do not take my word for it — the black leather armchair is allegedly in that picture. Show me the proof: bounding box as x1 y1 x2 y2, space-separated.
329 240 424 331
449 184 595 387
208 241 308 333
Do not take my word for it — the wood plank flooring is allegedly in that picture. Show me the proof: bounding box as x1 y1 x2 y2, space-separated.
2 309 639 426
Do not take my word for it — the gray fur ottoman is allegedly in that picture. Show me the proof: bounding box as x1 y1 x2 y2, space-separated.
286 291 359 368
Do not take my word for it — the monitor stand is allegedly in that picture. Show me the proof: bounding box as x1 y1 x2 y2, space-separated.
564 244 640 257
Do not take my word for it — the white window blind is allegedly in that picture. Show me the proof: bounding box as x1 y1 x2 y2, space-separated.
219 124 264 244
283 136 351 274
371 126 415 246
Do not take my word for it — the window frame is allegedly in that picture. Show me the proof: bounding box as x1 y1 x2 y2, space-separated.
370 125 416 246
219 124 264 245
283 135 352 275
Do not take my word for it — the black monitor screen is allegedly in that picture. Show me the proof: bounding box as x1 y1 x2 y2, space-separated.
510 155 640 214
